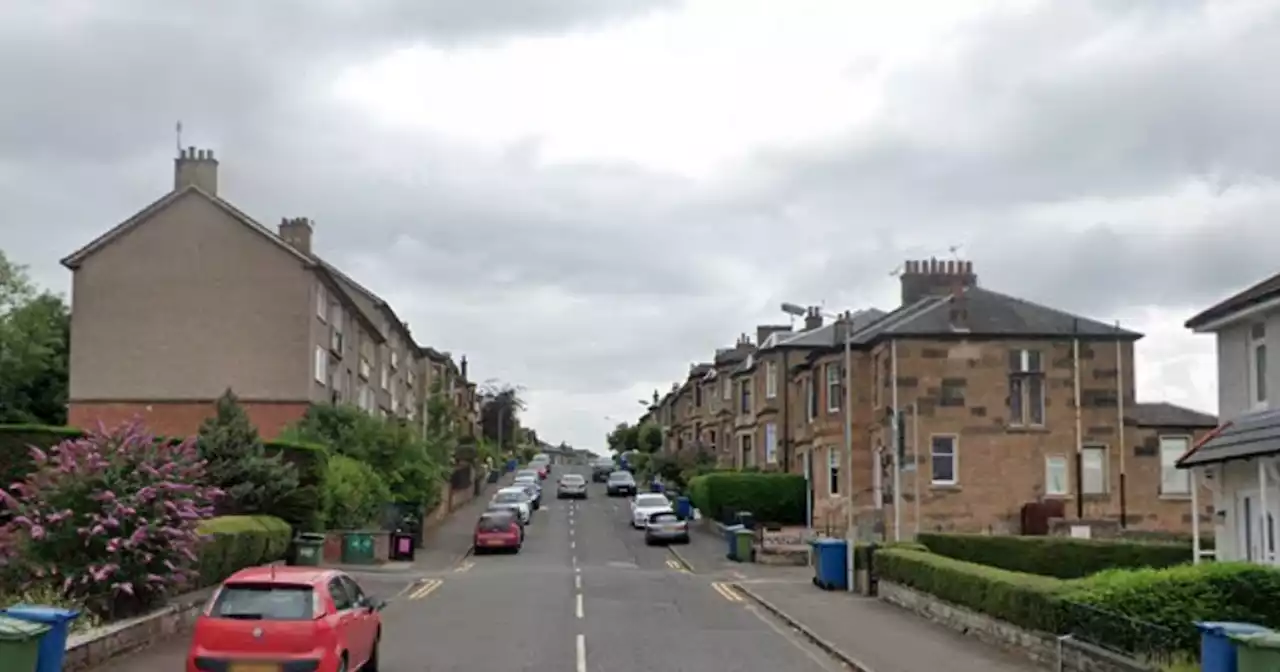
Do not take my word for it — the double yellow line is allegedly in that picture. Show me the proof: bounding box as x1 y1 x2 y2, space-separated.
407 579 444 601
665 559 690 573
711 582 743 603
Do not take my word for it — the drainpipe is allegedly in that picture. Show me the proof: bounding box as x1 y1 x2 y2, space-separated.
1191 467 1201 565
1116 322 1127 528
1260 460 1270 565
1073 322 1084 520
891 339 902 542
782 349 791 469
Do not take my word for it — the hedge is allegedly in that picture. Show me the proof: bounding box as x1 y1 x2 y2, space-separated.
916 533 1198 579
687 472 806 525
197 515 293 588
263 440 329 532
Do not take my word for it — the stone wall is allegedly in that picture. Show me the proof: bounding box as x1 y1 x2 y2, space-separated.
878 580 1155 672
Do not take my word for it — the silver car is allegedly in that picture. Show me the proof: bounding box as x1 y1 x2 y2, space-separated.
556 474 587 499
644 510 689 545
490 488 532 524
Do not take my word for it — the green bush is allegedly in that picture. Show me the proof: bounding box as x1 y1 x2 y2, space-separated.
0 424 83 492
263 439 329 532
197 515 293 588
322 455 391 530
917 533 1197 579
686 472 805 525
875 548 1069 633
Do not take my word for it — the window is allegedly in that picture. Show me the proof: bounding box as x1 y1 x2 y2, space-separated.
739 380 751 414
407 369 416 388
739 434 754 468
1008 349 1045 426
930 435 957 485
1251 323 1268 408
1159 436 1191 495
806 378 818 422
766 361 778 399
765 423 778 464
940 378 965 406
316 285 327 321
340 576 368 608
380 363 389 389
359 357 371 380
314 346 327 384
694 383 703 408
1081 445 1108 494
722 377 732 400
391 350 399 370
390 387 400 413
327 578 354 611
1045 456 1069 496
825 363 841 413
828 448 840 495
328 303 342 332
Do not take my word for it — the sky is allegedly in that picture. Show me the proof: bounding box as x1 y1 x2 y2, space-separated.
3 0 1277 452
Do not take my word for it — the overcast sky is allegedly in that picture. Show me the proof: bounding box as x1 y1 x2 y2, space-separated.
3 0 1274 452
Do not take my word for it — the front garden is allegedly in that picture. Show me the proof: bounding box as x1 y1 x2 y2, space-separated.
0 385 476 634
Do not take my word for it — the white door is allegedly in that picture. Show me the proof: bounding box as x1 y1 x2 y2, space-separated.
1237 490 1277 564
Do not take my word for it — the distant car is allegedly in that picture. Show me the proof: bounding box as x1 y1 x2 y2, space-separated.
630 493 672 528
187 566 385 672
512 476 542 509
644 510 690 545
591 458 616 483
556 474 588 499
474 510 523 554
490 488 533 524
606 471 636 497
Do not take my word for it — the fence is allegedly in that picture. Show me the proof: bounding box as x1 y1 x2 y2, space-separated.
1056 600 1193 670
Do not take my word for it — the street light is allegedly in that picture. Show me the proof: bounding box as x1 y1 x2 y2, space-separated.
781 302 856 593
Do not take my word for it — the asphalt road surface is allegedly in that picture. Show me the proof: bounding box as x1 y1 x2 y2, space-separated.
95 465 842 671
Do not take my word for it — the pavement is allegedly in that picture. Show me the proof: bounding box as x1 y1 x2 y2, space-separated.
90 467 1043 672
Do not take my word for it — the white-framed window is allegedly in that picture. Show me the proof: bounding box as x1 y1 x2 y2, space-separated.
739 434 754 468
1045 455 1069 496
1159 436 1192 495
766 361 778 399
694 383 703 408
930 435 957 485
359 357 371 380
314 346 327 384
828 447 840 495
381 363 389 389
328 302 342 332
391 349 399 370
722 377 732 401
1009 349 1045 426
805 378 817 423
1251 322 1268 408
1081 445 1108 495
390 387 400 413
316 285 327 321
739 379 751 414
764 423 778 464
407 369 416 388
825 363 841 413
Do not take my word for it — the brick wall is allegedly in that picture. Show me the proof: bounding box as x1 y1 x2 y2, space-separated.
69 400 309 439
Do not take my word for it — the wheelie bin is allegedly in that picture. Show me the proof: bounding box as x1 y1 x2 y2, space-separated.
1197 621 1271 672
731 528 755 563
0 615 48 672
723 523 744 559
1232 630 1280 672
811 538 848 590
2 605 79 672
674 496 692 520
290 532 327 566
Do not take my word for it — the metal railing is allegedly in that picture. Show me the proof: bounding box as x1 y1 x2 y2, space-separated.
1056 600 1193 670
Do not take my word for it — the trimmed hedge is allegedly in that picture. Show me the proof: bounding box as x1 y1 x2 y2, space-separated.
0 424 84 489
687 472 805 525
917 533 1197 579
197 515 293 588
263 440 329 532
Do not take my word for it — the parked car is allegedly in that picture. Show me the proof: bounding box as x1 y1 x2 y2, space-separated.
644 510 690 545
474 510 523 554
513 475 542 509
605 470 637 497
187 566 385 672
630 493 672 528
490 487 533 524
591 458 616 483
556 474 588 499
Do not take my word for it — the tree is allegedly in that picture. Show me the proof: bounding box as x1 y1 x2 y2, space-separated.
0 251 69 425
479 381 525 451
196 389 300 516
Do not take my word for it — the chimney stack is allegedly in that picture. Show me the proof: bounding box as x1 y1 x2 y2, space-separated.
278 217 314 255
804 307 823 331
900 258 978 306
174 146 218 195
460 355 468 381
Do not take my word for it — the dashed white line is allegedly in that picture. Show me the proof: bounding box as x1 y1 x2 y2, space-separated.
575 575 582 590
571 541 576 549
570 528 575 536
576 634 587 672
576 593 584 618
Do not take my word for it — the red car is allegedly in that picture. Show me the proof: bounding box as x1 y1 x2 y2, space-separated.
473 510 523 553
187 566 384 672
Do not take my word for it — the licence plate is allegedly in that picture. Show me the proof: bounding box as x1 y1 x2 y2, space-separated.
230 664 279 672
482 539 502 545
663 524 683 531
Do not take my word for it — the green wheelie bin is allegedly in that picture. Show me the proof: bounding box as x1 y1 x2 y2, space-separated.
0 614 49 672
1232 630 1280 672
341 531 377 565
291 532 327 567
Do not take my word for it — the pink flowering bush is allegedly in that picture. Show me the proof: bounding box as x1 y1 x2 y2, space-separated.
0 421 222 619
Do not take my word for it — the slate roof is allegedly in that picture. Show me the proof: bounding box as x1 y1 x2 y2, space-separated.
1178 409 1280 468
1185 271 1280 330
769 309 888 350
1126 402 1217 429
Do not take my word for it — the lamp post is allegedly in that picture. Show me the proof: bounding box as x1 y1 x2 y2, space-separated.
782 302 856 593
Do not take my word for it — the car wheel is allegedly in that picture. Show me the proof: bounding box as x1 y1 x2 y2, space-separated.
366 631 381 672
644 537 654 546
337 652 349 672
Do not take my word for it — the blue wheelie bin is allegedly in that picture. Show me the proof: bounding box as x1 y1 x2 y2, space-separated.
674 496 692 520
1197 621 1272 672
811 539 848 591
2 605 80 672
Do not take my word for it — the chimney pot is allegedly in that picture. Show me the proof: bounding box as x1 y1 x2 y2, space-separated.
174 146 219 195
900 257 979 307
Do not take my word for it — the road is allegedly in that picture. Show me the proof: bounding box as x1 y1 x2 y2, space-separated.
95 465 842 671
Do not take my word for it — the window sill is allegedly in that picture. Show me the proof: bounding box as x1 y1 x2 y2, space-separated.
929 483 961 492
1159 493 1193 501
1006 425 1050 434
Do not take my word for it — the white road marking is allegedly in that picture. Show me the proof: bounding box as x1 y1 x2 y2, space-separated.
574 566 580 574
577 634 587 672
576 593 584 618
570 528 575 536
571 541 576 549
575 575 582 590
